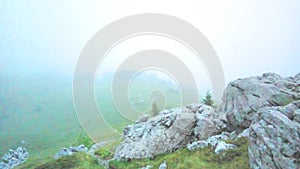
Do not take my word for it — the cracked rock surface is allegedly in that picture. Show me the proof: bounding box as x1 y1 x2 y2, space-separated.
248 101 300 169
221 73 300 132
115 104 226 160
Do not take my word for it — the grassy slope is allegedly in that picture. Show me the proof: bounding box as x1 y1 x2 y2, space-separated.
0 73 183 158
109 137 250 169
1 74 250 169
20 152 104 169
17 137 249 169
0 74 82 158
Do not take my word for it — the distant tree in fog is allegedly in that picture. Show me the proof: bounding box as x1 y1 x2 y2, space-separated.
151 100 159 116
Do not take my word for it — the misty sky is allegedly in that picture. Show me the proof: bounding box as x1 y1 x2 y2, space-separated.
0 0 299 84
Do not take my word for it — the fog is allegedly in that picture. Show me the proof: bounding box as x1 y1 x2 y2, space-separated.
0 0 300 159
1 0 299 83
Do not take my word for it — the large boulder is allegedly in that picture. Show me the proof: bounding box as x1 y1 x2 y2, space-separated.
221 73 300 132
248 101 300 169
115 104 226 160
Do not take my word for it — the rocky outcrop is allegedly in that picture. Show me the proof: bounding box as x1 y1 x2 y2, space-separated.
54 145 88 159
220 73 300 169
248 101 300 169
115 104 226 160
0 147 28 169
221 73 300 132
187 132 236 154
112 72 300 169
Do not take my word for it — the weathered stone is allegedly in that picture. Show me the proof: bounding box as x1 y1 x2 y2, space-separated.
187 140 208 151
193 110 225 140
248 102 300 169
237 128 250 138
158 160 167 169
187 132 236 154
0 147 28 169
115 104 226 160
221 73 300 132
214 141 236 154
54 145 88 159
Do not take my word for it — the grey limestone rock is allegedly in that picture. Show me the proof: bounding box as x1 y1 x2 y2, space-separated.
115 104 226 160
221 73 300 132
0 147 28 169
54 144 88 159
248 101 300 169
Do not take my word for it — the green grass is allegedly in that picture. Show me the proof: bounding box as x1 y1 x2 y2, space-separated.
0 75 83 159
94 139 122 160
16 135 250 169
109 137 250 169
15 133 96 169
95 148 113 160
72 132 95 149
30 152 103 169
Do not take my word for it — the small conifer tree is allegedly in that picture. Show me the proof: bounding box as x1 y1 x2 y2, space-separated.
202 91 214 106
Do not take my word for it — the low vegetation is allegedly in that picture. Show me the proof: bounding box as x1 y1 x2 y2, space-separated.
72 132 94 149
33 152 103 169
202 91 214 106
109 137 250 169
16 137 249 169
15 133 95 169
